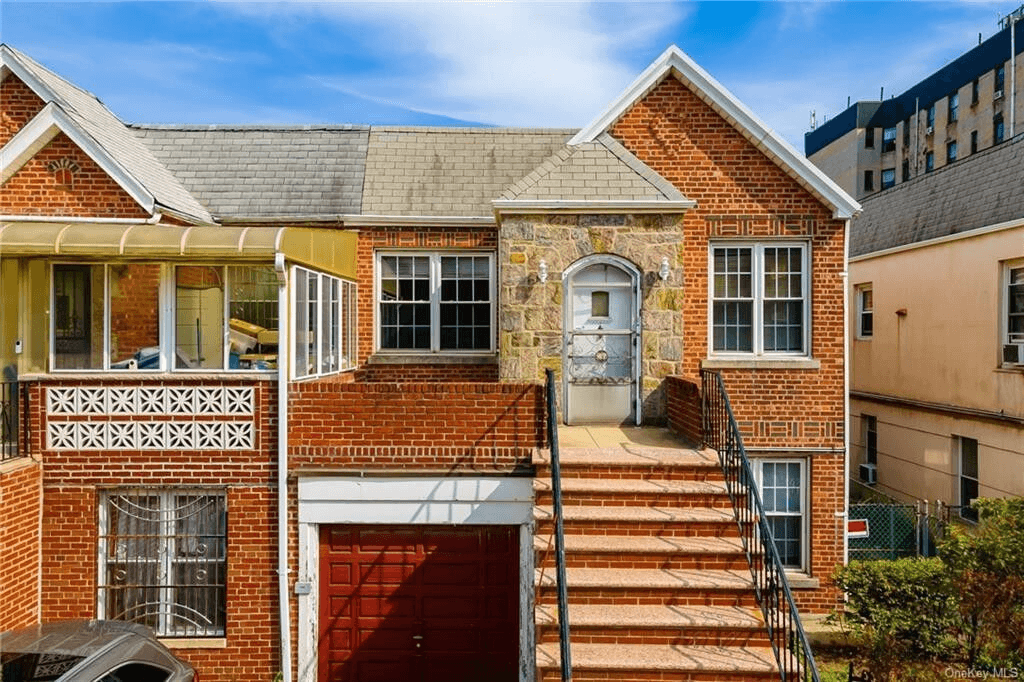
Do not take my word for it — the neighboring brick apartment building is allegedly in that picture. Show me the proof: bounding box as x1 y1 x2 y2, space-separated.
0 43 858 681
806 8 1024 200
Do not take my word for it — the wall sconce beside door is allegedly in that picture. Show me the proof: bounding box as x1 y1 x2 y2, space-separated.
538 259 548 283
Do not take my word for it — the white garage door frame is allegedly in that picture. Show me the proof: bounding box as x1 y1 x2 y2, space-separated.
295 476 535 682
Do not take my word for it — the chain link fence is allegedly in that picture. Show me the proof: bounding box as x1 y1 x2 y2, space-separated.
848 480 969 560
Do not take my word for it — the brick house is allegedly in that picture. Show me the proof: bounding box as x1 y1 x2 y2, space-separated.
1 43 858 681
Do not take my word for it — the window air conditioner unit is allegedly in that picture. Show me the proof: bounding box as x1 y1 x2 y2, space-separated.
1003 343 1024 365
994 89 1004 100
926 125 934 135
859 462 878 485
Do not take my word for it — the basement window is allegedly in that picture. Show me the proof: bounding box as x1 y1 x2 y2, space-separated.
754 459 807 571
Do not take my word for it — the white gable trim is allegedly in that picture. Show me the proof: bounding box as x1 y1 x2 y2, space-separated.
0 102 156 215
1 45 62 107
570 45 861 220
492 198 696 214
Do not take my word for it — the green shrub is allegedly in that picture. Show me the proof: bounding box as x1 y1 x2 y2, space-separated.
833 557 959 679
940 497 1024 667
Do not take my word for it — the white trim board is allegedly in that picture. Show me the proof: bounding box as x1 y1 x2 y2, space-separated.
298 476 533 525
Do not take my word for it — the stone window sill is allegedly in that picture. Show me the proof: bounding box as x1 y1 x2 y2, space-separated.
367 353 498 366
161 637 227 649
702 357 821 370
786 573 821 590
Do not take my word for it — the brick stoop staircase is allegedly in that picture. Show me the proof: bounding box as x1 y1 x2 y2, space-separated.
533 432 781 681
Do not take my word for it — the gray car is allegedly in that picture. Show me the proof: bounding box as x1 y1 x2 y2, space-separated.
0 620 196 682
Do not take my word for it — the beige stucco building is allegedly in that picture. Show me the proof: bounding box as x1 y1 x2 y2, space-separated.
848 132 1024 517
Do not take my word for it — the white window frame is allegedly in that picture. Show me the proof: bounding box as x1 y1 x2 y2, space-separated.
97 488 227 638
708 242 810 358
956 436 979 523
292 266 357 380
1004 259 1024 351
374 251 496 355
752 458 808 572
856 283 873 339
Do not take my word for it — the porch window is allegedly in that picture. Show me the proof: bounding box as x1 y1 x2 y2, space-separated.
376 252 494 352
53 264 161 371
711 244 808 355
294 267 357 379
754 459 807 571
98 489 226 637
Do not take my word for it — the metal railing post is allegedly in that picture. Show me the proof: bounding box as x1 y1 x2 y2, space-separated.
544 369 572 681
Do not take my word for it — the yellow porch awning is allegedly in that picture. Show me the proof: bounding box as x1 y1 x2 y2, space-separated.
0 221 357 280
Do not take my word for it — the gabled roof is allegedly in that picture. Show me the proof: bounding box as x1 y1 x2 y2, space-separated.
131 125 370 221
0 44 213 224
495 133 695 212
360 127 573 218
851 132 1024 258
571 45 861 220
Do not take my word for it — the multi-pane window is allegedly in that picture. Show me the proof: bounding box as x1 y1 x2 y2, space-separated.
957 437 979 523
948 92 959 123
98 490 226 637
995 114 1005 144
925 151 935 172
376 253 494 352
927 104 936 128
756 460 806 570
294 267 356 379
711 244 807 356
857 285 873 338
881 168 896 190
882 127 897 153
946 140 957 163
996 64 1006 93
1006 262 1024 345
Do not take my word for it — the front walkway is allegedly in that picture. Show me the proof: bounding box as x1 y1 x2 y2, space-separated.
557 425 699 450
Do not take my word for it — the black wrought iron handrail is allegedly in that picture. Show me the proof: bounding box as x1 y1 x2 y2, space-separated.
1 380 30 462
544 368 572 681
700 369 819 682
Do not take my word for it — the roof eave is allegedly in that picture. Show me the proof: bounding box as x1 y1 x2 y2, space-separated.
570 45 862 221
492 199 697 214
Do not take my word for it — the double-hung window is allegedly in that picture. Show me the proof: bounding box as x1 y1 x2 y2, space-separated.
856 284 873 338
882 127 897 153
294 267 357 378
711 244 808 356
754 460 807 571
98 489 227 637
957 437 979 523
1005 261 1024 363
376 252 494 353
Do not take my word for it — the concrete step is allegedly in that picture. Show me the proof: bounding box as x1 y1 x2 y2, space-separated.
535 603 769 647
534 533 750 571
534 447 723 482
535 504 741 537
534 476 734 508
536 642 780 681
535 567 758 608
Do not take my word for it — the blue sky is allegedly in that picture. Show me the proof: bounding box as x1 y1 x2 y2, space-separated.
1 1 1017 151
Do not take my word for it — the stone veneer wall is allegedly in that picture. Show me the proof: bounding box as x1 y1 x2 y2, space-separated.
498 213 685 423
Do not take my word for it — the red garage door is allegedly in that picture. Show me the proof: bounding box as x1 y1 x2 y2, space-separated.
318 525 520 682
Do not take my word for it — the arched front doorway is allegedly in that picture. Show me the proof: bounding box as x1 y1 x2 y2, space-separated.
562 255 642 425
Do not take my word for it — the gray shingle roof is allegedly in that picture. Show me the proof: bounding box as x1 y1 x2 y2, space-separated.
131 126 369 220
4 45 214 224
851 133 1024 257
501 133 687 202
361 127 574 217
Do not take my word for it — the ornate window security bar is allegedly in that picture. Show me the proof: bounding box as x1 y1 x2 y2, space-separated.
700 369 820 682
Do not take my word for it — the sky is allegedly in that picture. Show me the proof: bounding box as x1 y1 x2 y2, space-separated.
0 1 1019 152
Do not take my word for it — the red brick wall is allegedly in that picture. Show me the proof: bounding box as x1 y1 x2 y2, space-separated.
1 75 46 147
109 264 161 365
355 227 498 369
32 377 281 680
0 458 41 631
356 362 498 382
665 376 702 445
289 379 543 471
0 132 150 219
613 75 847 610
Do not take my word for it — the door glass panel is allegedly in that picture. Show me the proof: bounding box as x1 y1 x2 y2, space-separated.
54 264 103 369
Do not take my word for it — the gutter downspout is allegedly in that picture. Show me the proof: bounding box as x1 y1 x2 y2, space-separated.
842 219 851 568
274 252 293 682
1011 14 1017 138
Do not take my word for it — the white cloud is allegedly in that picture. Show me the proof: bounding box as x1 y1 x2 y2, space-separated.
227 1 691 127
